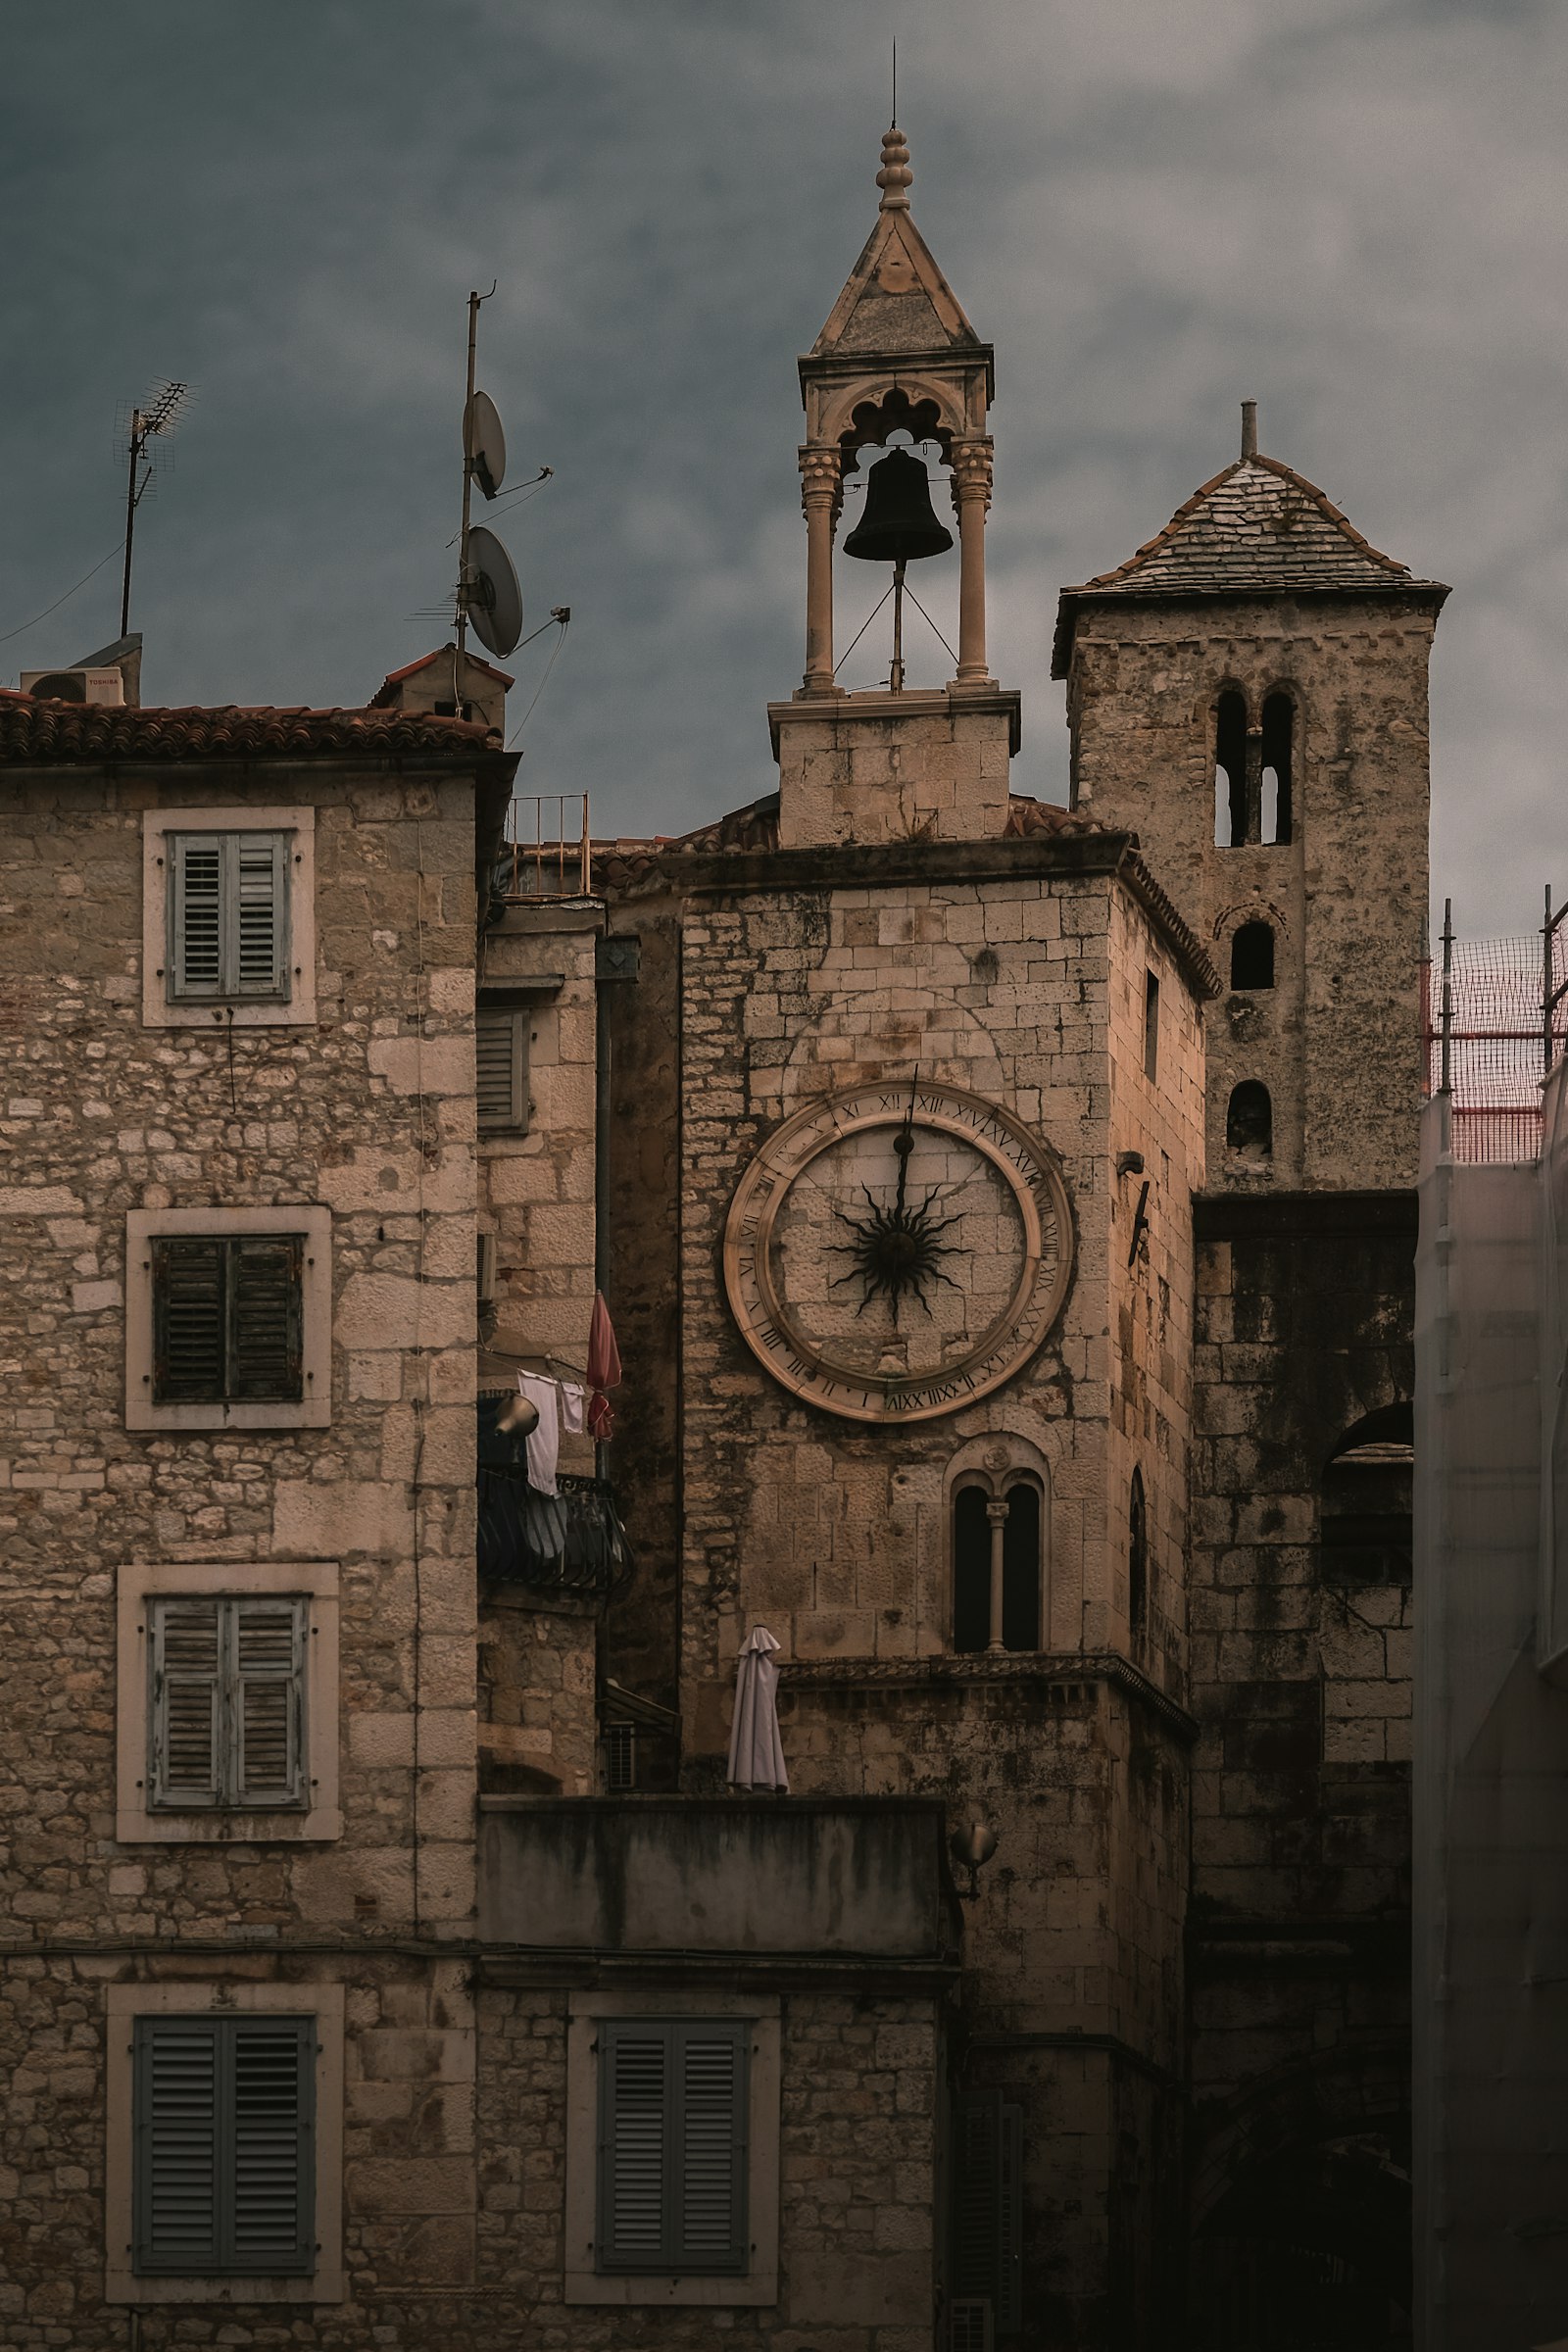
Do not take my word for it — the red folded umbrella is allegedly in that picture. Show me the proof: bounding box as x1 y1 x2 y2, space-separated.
587 1291 622 1441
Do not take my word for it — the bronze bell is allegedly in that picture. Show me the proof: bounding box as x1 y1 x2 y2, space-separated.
843 446 954 564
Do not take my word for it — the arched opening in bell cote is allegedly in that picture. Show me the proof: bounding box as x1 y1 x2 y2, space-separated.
835 390 957 693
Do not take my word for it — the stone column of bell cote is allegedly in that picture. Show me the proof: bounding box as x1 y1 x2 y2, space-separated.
775 123 1019 850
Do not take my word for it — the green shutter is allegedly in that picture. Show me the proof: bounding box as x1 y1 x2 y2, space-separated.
151 1235 304 1405
675 2030 748 2270
150 1597 222 1808
227 1237 304 1401
134 2018 220 2272
230 2018 314 2272
953 2094 1024 2334
168 831 290 1004
134 2015 314 2277
233 1597 307 1805
148 1595 307 1811
476 1004 528 1132
152 1237 226 1402
598 2020 748 2276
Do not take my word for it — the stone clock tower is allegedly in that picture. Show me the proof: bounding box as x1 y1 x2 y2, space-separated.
602 128 1215 2348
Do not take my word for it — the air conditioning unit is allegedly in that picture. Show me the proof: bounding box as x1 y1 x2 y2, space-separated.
20 667 125 707
949 2299 995 2352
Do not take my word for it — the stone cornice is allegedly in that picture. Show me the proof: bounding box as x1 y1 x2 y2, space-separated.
779 1649 1199 1746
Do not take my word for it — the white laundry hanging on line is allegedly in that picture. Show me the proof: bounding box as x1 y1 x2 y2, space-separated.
515 1374 588 1495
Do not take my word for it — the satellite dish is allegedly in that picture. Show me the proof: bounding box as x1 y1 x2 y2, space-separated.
465 525 522 659
465 390 507 501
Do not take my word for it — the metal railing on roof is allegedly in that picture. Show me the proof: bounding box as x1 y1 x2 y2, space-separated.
1422 889 1568 1162
499 793 592 900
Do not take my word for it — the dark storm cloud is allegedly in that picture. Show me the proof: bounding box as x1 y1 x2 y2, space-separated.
1 0 1561 932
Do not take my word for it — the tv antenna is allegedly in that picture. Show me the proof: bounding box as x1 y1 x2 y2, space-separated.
119 379 189 636
456 288 523 660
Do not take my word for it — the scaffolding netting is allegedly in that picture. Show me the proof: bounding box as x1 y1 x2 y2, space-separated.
1421 922 1568 1163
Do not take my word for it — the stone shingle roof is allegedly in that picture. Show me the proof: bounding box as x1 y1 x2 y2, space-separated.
0 690 511 765
1052 452 1448 676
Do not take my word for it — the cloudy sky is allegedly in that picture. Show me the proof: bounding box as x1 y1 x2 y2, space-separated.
1 0 1562 934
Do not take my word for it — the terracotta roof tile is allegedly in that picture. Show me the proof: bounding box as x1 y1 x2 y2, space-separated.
0 691 511 765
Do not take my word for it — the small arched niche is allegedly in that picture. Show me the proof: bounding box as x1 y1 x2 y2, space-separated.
1226 1080 1273 1160
1231 921 1276 992
1321 1402 1413 1585
948 1441 1051 1655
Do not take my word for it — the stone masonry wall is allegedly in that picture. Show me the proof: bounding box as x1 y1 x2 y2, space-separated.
475 1983 941 2352
1065 596 1436 1191
1186 1195 1414 2309
0 756 489 2338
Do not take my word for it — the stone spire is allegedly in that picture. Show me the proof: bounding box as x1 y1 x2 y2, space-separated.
876 123 912 213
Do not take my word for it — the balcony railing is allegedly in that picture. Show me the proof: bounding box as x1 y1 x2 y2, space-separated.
496 793 592 900
477 1463 632 1599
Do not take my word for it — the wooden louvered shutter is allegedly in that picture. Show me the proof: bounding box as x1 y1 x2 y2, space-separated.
150 1596 222 1808
152 1237 225 1401
233 833 287 997
229 2017 314 2273
598 2021 749 2276
674 2026 748 2272
134 2018 220 2272
232 1597 306 1806
132 2016 314 2278
170 835 224 999
227 1236 304 1401
953 2094 1023 2334
475 1004 527 1133
600 2026 669 2269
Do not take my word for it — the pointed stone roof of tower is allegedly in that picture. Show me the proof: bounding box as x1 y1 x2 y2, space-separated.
1051 403 1447 675
808 125 983 361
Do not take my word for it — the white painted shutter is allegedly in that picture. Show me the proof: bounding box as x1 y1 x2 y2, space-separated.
233 1597 307 1806
475 1004 527 1132
150 1597 222 1808
168 830 289 1002
170 836 223 997
233 833 286 996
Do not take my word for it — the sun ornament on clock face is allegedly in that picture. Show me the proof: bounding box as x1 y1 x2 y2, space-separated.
722 1079 1074 1425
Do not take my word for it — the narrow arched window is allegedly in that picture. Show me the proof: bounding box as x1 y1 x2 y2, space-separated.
1129 1468 1148 1633
953 1486 992 1655
1002 1480 1042 1651
953 1480 1043 1654
1230 921 1275 991
1226 1080 1273 1159
1260 693 1294 845
1214 691 1248 849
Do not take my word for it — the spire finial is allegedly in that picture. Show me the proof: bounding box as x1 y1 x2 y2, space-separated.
877 123 912 212
1241 399 1258 460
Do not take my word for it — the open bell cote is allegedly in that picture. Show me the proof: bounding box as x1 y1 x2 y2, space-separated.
772 123 1020 851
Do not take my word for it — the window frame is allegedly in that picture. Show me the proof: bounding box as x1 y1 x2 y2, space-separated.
125 1205 331 1432
147 1592 309 1813
564 1989 780 2307
142 805 317 1030
106 1980 344 2307
596 2017 751 2277
116 1561 341 1845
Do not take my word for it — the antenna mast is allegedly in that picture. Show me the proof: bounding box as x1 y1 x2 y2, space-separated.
119 380 188 637
456 285 495 657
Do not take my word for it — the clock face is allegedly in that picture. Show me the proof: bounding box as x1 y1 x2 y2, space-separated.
723 1081 1073 1424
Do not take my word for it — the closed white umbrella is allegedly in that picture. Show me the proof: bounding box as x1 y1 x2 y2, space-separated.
726 1625 789 1792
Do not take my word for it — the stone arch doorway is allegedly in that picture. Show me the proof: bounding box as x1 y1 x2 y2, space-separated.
1188 2039 1411 2348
